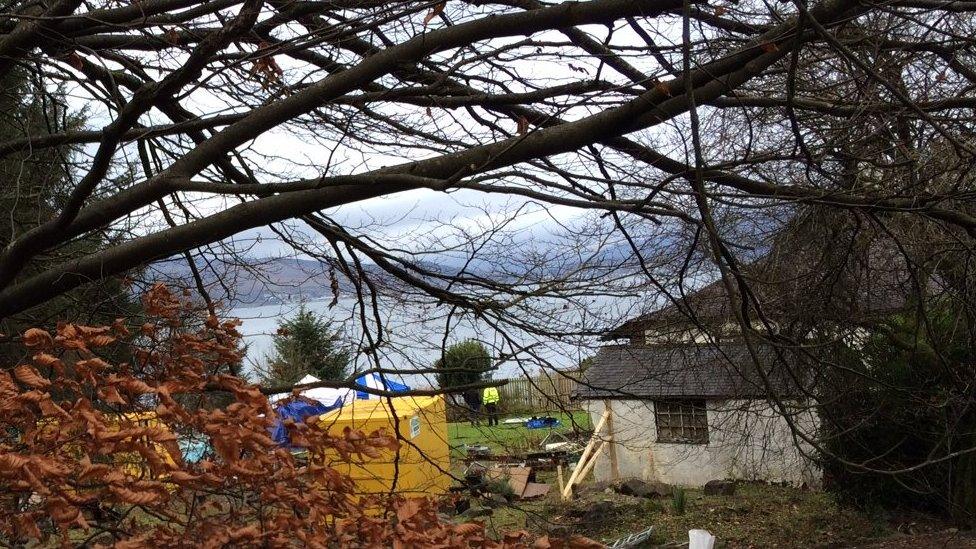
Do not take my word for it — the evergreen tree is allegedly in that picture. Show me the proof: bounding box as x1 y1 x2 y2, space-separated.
0 69 139 363
434 340 492 391
257 304 351 385
825 302 976 525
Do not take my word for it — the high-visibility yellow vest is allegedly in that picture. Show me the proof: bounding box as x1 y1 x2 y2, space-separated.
482 386 500 404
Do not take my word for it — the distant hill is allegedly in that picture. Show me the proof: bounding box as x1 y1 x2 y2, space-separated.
148 257 389 307
148 246 633 308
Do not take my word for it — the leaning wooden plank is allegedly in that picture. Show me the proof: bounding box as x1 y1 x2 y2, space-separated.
571 409 610 477
563 440 606 499
562 437 606 499
574 441 607 489
561 409 610 496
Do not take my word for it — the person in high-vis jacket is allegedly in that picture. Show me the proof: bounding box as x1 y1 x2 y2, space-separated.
482 386 500 426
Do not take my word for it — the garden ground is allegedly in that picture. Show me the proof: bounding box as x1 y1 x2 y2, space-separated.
485 479 976 547
447 413 975 547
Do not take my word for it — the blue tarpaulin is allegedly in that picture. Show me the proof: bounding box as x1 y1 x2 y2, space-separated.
526 416 560 429
271 397 344 446
178 436 210 463
269 373 410 446
354 372 410 400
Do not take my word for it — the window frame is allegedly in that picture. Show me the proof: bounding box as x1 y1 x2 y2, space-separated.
654 399 709 444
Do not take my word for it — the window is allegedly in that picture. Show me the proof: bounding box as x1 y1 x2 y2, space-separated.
655 400 708 444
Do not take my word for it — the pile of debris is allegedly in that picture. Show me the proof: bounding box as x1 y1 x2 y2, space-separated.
574 478 737 500
449 463 553 520
574 478 672 500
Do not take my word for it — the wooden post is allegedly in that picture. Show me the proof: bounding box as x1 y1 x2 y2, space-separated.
604 400 619 480
556 463 565 495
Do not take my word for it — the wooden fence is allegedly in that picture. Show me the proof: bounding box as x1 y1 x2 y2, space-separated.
497 371 581 413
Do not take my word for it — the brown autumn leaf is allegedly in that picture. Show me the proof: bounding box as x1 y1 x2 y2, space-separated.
761 42 780 53
0 453 31 470
714 5 727 15
396 497 423 521
517 115 529 135
47 498 88 528
112 318 130 337
32 352 61 368
121 378 156 395
67 51 83 70
533 536 553 549
567 535 607 548
22 328 53 348
423 1 446 26
37 396 68 418
13 364 51 389
89 334 116 347
76 357 111 372
113 535 151 549
12 513 42 540
100 385 127 405
168 470 201 483
76 324 111 336
109 486 159 505
654 80 672 96
454 523 482 536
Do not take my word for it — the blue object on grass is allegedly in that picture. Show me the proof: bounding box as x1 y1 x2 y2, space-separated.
526 416 561 429
271 397 343 446
178 436 210 463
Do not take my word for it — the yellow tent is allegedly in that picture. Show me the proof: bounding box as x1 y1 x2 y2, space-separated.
37 411 182 482
314 395 451 497
108 412 183 479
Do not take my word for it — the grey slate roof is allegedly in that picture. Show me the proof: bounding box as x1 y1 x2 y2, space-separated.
575 344 808 400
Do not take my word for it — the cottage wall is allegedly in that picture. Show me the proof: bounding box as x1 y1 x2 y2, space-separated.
583 399 821 487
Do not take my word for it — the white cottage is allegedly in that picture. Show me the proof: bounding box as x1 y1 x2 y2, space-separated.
573 245 917 489
576 344 821 488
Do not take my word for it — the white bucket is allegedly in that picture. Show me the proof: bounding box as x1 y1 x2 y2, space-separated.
689 529 716 549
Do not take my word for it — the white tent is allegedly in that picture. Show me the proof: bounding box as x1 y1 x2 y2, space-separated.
268 374 354 407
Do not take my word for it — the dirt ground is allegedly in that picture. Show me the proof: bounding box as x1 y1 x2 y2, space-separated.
849 531 976 548
475 481 974 548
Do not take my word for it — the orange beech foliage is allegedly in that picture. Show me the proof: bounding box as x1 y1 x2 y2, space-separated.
0 284 601 548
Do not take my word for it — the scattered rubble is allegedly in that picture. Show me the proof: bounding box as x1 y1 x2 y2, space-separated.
703 480 736 496
486 466 551 500
578 499 614 524
615 478 671 499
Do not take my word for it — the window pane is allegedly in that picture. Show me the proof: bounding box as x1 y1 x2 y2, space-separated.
655 400 708 444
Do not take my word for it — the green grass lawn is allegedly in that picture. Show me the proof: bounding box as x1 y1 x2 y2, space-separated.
448 410 592 457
